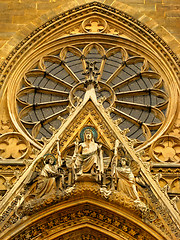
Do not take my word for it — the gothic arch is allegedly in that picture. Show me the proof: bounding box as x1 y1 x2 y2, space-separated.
0 2 180 240
0 2 179 151
2 199 165 240
170 178 180 194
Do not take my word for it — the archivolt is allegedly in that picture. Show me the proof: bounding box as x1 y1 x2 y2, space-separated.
2 199 164 240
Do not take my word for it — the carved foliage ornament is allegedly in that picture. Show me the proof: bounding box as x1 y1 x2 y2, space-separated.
11 204 157 240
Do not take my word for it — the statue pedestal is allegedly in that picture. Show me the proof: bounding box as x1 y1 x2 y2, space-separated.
76 173 98 182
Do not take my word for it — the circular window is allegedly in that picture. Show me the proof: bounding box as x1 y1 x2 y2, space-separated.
16 41 168 144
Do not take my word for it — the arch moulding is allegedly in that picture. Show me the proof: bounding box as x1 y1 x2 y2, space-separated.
0 2 179 240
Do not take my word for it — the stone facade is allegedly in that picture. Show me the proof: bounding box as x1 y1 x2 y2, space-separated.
0 0 180 65
0 1 179 240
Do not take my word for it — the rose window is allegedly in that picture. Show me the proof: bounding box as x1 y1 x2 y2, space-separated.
17 43 168 143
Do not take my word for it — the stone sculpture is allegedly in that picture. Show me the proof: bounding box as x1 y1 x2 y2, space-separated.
26 154 64 200
72 128 104 180
114 157 140 202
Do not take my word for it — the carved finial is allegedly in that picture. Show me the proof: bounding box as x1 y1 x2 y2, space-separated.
153 173 162 183
57 115 66 125
171 196 179 212
114 118 122 127
83 61 100 87
49 126 57 135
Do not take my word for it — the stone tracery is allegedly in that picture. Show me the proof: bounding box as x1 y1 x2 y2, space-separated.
0 2 179 240
16 43 168 144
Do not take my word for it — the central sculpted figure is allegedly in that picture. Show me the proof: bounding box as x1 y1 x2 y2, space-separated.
73 128 104 178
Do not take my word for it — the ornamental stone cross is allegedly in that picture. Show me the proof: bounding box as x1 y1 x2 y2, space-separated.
85 20 104 32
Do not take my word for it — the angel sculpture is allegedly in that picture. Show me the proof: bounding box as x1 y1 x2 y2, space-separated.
72 128 104 180
112 140 141 202
26 153 64 200
114 158 141 202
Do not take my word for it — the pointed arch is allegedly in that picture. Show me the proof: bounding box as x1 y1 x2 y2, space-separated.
170 178 180 194
1 199 165 240
0 2 177 151
0 3 179 240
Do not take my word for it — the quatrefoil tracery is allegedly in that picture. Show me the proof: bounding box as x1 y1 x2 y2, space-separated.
17 43 168 143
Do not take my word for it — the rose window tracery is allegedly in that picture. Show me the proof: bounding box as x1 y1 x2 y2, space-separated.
0 4 180 240
17 43 168 143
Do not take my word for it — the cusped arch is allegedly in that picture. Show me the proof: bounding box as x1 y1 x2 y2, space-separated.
170 178 180 193
158 178 168 189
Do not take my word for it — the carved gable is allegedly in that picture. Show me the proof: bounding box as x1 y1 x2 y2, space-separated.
0 2 180 240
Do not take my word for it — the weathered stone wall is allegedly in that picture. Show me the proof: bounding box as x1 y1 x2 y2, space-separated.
0 0 179 65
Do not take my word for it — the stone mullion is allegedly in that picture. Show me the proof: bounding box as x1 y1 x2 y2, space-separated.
61 62 81 84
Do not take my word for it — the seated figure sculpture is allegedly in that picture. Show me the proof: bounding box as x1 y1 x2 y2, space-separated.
73 128 104 180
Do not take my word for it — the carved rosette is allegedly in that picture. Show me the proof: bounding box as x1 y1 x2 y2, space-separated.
82 17 108 33
0 3 179 240
150 136 180 163
0 133 30 160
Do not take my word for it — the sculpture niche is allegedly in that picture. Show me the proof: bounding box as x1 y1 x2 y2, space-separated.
72 128 104 181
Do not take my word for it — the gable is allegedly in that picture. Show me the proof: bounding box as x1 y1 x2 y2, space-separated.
0 2 179 240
